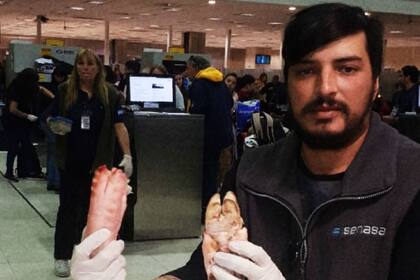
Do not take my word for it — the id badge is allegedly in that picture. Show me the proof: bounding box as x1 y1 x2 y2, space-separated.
81 115 90 130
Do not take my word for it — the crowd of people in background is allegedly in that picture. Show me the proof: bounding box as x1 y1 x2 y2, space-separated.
0 50 293 277
3 44 419 278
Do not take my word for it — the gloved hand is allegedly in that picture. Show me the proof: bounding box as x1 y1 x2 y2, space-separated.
118 154 133 178
211 240 285 280
71 228 126 280
26 114 38 122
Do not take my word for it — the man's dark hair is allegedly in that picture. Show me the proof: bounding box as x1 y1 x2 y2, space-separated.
224 72 238 81
236 74 255 91
188 55 210 71
282 3 384 82
401 65 419 83
125 60 141 74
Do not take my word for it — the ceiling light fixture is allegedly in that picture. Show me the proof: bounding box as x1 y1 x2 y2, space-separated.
208 17 222 21
289 6 296 11
268 22 283 25
239 13 255 17
390 30 403 34
364 11 371 16
208 0 216 4
204 28 215 31
140 13 152 16
165 7 181 12
88 1 104 4
121 16 131 19
150 24 160 28
70 6 85 11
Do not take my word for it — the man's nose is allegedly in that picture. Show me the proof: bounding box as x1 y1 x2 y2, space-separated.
317 68 337 96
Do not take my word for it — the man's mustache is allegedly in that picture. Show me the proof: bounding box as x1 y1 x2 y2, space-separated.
301 96 348 115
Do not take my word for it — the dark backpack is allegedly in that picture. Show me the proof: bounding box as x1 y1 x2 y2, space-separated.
250 111 287 145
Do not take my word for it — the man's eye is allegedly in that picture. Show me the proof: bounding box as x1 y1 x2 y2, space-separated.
339 66 358 74
295 68 314 77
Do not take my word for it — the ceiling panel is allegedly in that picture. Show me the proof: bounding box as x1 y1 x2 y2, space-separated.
0 0 418 48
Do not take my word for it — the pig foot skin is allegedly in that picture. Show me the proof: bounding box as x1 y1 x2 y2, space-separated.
84 166 131 256
203 191 248 279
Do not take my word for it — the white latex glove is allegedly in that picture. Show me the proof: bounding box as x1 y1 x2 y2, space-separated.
118 154 133 178
26 114 38 122
211 240 285 280
71 228 126 280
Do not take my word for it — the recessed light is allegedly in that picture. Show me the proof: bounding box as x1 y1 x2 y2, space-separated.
289 6 296 11
208 17 222 21
140 13 152 16
88 1 104 4
239 13 255 17
165 7 181 12
390 30 403 34
268 22 283 25
70 6 85 11
231 33 239 36
150 24 160 28
121 16 131 19
364 11 371 16
204 28 215 31
133 26 144 30
208 0 216 4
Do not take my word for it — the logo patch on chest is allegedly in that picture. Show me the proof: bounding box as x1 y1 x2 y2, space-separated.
331 225 386 237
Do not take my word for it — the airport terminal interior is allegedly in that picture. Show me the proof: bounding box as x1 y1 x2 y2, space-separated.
1 0 420 279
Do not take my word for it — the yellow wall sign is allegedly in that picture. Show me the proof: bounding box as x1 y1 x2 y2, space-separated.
46 39 64 47
169 47 185 54
41 48 52 56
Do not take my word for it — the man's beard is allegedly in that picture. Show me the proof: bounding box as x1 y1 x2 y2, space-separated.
291 90 374 150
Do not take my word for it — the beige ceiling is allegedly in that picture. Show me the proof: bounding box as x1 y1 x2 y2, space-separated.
0 0 419 49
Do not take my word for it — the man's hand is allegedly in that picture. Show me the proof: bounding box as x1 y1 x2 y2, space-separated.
211 241 285 280
26 114 38 122
118 154 133 178
71 228 126 280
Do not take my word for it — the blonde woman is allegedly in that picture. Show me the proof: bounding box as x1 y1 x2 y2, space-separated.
47 49 132 277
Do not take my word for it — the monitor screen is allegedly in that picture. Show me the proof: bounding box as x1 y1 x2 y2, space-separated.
255 54 271 65
129 74 175 106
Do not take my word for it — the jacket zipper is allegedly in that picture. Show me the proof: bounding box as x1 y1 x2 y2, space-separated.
242 185 393 279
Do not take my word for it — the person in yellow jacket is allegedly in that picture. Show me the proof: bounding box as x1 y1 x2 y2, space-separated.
186 55 234 213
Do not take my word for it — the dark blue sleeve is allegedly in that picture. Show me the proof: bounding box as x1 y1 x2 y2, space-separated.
388 192 420 279
114 105 125 123
189 80 208 114
113 91 125 124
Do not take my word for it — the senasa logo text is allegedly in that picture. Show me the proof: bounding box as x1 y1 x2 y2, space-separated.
331 225 386 237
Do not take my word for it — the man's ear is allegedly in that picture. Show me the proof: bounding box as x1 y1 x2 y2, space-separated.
372 78 380 101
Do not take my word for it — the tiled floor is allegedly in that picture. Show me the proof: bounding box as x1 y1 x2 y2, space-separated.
0 151 200 280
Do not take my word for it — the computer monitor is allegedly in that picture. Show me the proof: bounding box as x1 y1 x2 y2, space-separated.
255 54 271 65
128 74 175 109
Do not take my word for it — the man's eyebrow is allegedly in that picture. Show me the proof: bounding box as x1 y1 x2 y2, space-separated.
293 56 363 65
333 56 363 63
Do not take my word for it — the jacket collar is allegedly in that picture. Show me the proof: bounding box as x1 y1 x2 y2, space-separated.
239 112 400 202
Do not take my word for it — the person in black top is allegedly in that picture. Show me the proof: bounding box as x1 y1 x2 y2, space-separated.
47 49 132 278
40 66 68 190
395 65 419 114
2 68 54 182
